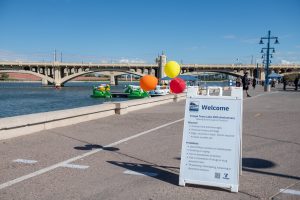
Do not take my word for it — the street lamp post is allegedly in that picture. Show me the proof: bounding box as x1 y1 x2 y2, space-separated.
259 30 279 92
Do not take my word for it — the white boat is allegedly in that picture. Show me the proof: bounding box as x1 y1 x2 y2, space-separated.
149 85 170 96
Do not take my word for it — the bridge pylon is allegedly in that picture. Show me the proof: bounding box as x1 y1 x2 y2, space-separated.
53 66 62 87
156 52 167 84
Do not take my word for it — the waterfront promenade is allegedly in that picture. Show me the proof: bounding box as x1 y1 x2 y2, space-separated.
0 85 299 199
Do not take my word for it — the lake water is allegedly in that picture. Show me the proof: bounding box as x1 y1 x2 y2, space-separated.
0 81 137 118
0 81 231 118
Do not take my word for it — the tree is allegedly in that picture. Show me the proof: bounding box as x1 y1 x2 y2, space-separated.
0 73 9 80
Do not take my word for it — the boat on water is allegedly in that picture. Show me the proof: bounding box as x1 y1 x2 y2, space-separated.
91 84 112 98
123 85 150 99
149 85 170 96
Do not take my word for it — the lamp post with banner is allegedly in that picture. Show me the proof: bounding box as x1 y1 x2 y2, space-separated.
259 30 279 92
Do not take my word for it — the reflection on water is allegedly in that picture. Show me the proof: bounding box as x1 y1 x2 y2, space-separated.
0 81 138 118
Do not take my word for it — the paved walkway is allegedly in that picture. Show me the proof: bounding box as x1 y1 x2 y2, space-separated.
0 85 299 200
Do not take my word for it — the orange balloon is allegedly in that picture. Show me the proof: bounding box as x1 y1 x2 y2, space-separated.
140 75 158 91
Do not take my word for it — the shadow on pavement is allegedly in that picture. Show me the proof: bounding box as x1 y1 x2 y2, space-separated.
107 161 233 192
242 168 300 181
242 158 300 180
107 161 179 185
74 144 119 151
242 158 276 168
185 184 232 193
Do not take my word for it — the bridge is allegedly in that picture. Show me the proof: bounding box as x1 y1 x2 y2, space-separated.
1 54 300 86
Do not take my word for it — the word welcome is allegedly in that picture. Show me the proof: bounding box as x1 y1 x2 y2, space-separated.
201 105 229 111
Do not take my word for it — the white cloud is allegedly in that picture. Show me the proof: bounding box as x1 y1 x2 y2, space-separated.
99 59 109 63
0 50 148 64
118 58 146 64
223 35 260 44
223 35 236 39
280 34 292 39
1 50 24 60
190 46 199 50
0 49 52 62
0 50 24 61
185 45 206 51
286 51 300 55
240 38 258 44
280 59 300 64
281 59 293 64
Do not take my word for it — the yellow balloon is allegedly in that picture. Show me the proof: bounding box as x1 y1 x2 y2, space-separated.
164 61 180 78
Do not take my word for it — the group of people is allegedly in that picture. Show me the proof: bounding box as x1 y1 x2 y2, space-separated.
235 72 254 97
236 72 300 95
283 76 299 91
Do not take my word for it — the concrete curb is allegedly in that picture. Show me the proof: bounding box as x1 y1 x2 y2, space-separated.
115 93 186 115
0 104 116 140
0 93 186 140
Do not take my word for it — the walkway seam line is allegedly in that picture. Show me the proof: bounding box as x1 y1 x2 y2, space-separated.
0 118 184 190
268 180 300 199
243 91 279 101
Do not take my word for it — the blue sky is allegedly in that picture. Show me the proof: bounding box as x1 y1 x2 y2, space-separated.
0 0 299 64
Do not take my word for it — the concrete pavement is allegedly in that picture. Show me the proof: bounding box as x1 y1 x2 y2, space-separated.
0 85 299 200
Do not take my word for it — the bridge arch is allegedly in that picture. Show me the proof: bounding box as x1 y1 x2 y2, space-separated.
0 70 54 83
60 69 145 85
183 70 244 78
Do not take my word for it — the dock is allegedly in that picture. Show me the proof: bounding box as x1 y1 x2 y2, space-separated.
111 92 165 98
111 92 130 98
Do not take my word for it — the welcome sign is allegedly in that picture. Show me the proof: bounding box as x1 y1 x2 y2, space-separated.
179 87 242 192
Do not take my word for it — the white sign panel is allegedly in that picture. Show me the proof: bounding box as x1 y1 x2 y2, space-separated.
179 90 242 192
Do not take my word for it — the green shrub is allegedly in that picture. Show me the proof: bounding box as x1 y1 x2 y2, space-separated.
0 73 9 80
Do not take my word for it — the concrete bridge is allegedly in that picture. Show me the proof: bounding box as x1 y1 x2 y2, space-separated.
1 54 300 86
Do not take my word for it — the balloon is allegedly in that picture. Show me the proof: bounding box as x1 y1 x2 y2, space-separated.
170 77 186 94
140 75 158 91
164 61 181 78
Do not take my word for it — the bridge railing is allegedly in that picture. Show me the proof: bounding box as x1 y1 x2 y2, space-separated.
1 61 300 68
0 61 158 68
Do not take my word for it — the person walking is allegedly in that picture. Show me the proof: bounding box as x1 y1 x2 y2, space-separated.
242 72 251 97
252 78 257 89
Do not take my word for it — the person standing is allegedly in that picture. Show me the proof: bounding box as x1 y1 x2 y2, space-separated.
252 78 257 89
271 79 276 87
242 72 251 97
283 76 287 91
236 77 242 87
294 76 299 91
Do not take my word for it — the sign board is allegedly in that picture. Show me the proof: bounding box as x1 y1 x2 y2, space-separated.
179 86 242 192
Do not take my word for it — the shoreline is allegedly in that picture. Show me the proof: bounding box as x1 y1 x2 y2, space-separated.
0 93 186 140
